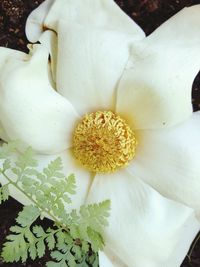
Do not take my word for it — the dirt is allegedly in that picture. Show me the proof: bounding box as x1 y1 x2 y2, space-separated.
0 0 200 266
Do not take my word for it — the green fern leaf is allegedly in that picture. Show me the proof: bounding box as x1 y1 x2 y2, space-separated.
81 200 111 229
16 147 37 170
0 184 10 203
46 261 68 267
9 225 22 234
43 157 65 180
64 174 76 195
68 200 110 251
29 244 37 260
87 228 104 252
16 206 40 227
46 233 56 250
24 228 35 243
0 141 110 267
0 140 19 159
3 159 11 171
51 250 66 261
36 239 46 258
32 225 45 238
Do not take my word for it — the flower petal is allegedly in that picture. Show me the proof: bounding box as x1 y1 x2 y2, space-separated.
100 249 129 267
26 0 145 115
99 251 115 267
55 22 135 115
0 149 91 211
0 121 9 142
38 30 58 87
26 0 145 42
0 44 79 154
117 5 200 129
127 111 200 211
99 251 127 267
87 170 200 267
25 0 55 42
0 47 28 69
0 47 27 142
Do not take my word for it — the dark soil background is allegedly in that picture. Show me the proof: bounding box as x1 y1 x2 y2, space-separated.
0 0 200 266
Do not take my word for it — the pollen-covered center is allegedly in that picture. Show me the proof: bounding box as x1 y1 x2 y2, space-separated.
73 111 137 173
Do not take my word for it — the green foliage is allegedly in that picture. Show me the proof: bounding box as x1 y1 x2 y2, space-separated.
68 200 111 252
46 230 99 267
0 184 9 204
1 204 106 266
2 206 40 262
19 156 77 221
0 140 19 159
0 142 111 266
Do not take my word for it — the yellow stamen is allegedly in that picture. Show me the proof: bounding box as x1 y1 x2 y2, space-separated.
73 111 137 173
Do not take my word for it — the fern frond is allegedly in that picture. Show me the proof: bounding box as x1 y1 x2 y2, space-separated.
0 142 111 266
0 184 9 204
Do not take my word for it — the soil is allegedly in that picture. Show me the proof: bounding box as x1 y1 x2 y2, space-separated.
0 0 200 266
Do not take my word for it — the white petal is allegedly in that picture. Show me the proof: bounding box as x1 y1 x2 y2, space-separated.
117 5 200 129
99 251 115 267
26 0 145 42
0 121 9 142
128 111 200 211
56 22 135 115
0 149 91 211
99 251 127 267
87 170 200 267
0 47 28 70
25 0 55 42
38 30 58 87
0 47 27 141
26 0 145 116
0 44 79 154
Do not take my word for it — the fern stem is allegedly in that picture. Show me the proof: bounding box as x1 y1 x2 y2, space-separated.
2 170 68 231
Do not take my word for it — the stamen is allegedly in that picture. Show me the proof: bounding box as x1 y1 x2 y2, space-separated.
73 111 137 173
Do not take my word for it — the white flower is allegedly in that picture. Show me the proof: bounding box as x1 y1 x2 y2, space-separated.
0 0 200 266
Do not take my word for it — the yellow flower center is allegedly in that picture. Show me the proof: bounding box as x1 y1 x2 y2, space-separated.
73 111 137 173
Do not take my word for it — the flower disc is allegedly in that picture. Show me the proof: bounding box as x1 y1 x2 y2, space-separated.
73 111 137 173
